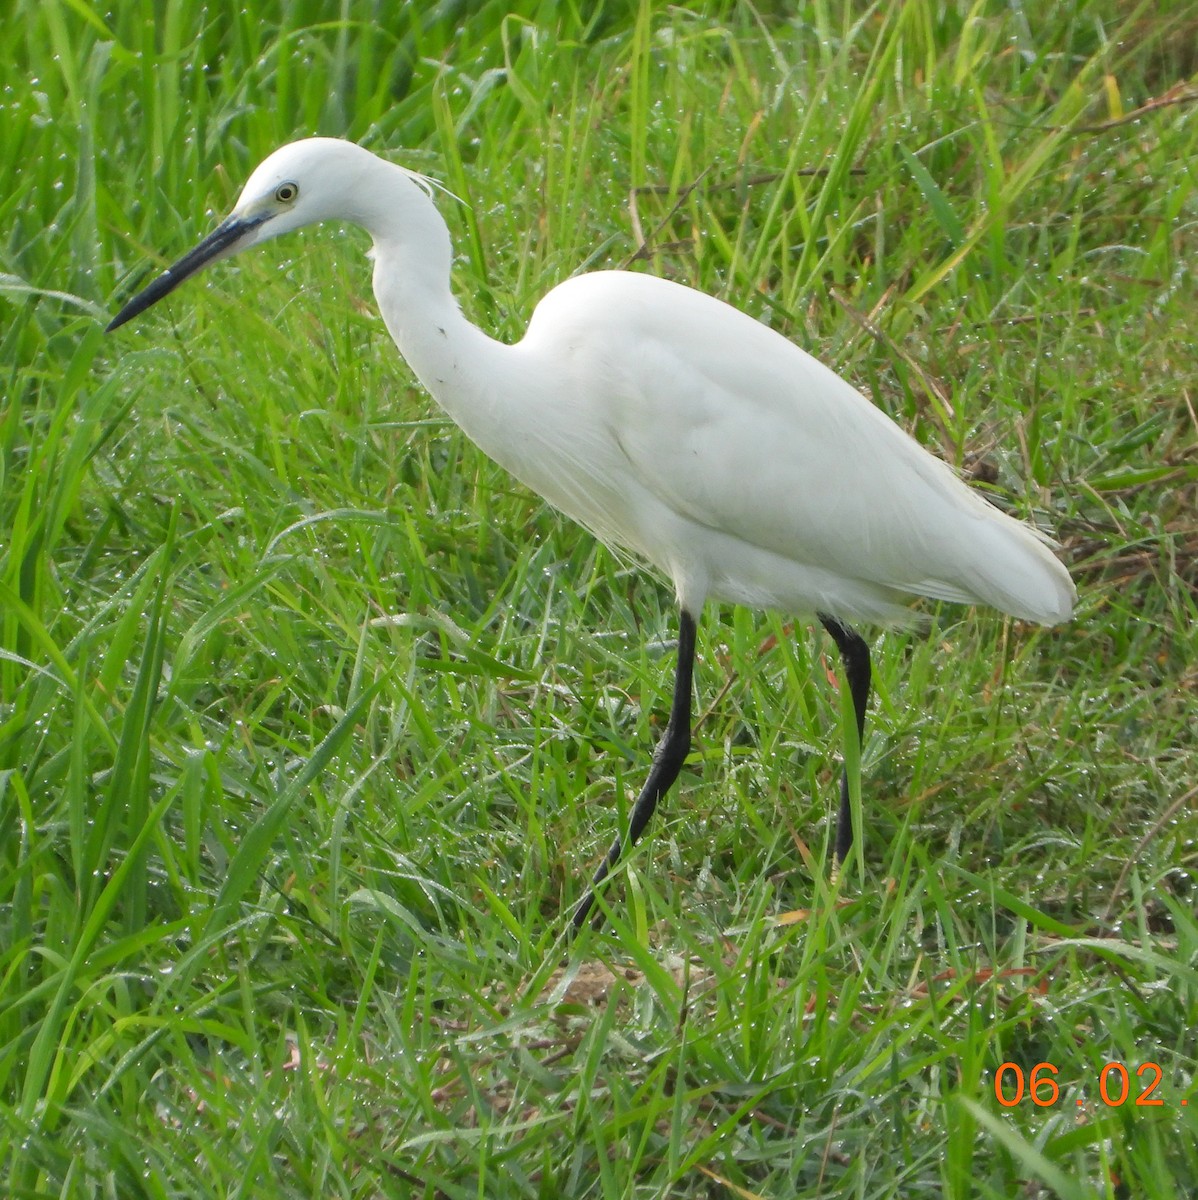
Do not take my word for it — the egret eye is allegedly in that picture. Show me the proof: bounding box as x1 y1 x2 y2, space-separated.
275 182 299 203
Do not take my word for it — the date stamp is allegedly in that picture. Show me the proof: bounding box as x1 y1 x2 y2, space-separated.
995 1062 1190 1109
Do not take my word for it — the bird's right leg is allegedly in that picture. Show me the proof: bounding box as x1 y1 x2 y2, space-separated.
571 608 697 932
816 614 871 868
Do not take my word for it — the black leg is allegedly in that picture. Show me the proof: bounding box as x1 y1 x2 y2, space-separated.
572 608 697 931
816 613 871 866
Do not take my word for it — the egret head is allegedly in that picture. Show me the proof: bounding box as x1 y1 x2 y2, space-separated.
106 138 427 332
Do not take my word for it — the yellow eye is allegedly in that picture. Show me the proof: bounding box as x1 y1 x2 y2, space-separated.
275 182 299 203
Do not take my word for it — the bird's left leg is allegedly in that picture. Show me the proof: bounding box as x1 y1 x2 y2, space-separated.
572 608 697 931
816 614 871 867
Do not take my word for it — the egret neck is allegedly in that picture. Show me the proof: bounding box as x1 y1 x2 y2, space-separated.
362 168 520 475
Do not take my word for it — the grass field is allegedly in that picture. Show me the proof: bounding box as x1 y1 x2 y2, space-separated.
3 1 1197 1195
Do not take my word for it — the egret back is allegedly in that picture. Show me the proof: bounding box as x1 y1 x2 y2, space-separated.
516 271 1074 624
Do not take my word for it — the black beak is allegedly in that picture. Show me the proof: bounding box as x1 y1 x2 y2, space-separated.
106 212 269 332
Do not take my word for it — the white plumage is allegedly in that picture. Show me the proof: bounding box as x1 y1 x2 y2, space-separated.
513 269 1072 624
108 138 1075 929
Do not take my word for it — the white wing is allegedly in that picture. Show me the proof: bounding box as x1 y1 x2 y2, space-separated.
521 271 1074 624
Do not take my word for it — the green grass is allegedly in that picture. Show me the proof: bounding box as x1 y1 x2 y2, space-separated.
2 0 1197 1195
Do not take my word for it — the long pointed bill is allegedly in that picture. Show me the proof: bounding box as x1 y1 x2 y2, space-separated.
106 212 269 332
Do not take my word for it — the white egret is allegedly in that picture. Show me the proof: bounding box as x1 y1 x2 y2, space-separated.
107 138 1075 930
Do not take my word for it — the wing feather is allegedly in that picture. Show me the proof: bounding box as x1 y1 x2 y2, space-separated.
520 271 1074 624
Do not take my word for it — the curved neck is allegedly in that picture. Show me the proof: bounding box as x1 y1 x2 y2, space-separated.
367 209 523 473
